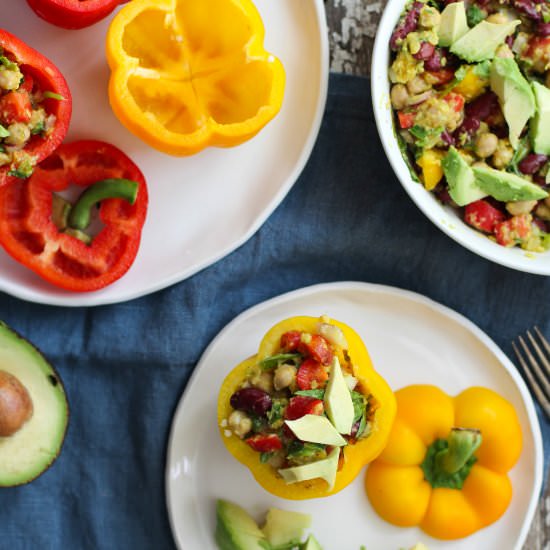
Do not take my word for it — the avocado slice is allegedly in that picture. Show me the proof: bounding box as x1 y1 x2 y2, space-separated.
261 508 311 547
490 57 536 149
0 321 68 487
531 81 550 155
278 447 341 491
285 415 347 446
215 500 266 550
442 147 487 206
473 165 548 201
302 534 324 550
450 19 520 62
438 1 469 48
323 357 354 435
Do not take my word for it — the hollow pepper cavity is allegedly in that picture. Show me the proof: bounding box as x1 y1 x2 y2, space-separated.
105 0 285 156
0 140 148 292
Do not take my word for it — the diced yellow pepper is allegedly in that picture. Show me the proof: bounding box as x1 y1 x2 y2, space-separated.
452 66 488 101
417 149 445 191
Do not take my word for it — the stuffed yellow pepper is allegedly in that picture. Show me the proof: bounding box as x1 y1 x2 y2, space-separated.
218 315 396 500
365 385 523 539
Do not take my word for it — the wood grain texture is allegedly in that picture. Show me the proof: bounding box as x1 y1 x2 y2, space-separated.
324 1 549 548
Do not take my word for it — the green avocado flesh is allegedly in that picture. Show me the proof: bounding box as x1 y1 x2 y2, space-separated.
0 321 68 487
215 500 266 550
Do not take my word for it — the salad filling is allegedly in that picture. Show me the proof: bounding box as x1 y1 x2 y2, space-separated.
390 0 550 250
221 316 377 487
0 49 58 178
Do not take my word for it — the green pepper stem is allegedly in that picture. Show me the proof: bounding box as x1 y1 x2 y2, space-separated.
68 178 139 231
435 428 482 474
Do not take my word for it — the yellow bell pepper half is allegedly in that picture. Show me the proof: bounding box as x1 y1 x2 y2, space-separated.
365 385 523 540
106 0 285 156
217 316 396 500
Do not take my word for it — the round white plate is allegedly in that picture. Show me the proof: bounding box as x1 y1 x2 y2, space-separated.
0 0 328 306
166 281 543 550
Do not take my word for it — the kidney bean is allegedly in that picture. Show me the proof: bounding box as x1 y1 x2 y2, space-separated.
519 154 548 175
454 116 480 140
533 173 548 186
536 23 550 37
441 129 456 146
413 42 435 60
533 218 548 232
424 50 443 71
390 2 423 50
465 92 499 120
513 0 542 21
230 387 272 416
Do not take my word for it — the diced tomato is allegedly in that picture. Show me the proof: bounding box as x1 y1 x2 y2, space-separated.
19 72 34 94
284 396 324 420
494 215 532 247
464 200 506 233
397 111 415 129
425 68 455 86
245 433 282 452
299 334 333 364
296 358 329 390
280 330 301 351
444 92 465 113
0 91 32 124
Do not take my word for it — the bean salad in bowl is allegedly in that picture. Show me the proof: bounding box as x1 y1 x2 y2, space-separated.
372 0 550 272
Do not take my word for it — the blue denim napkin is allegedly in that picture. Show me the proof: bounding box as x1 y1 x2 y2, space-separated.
0 74 548 550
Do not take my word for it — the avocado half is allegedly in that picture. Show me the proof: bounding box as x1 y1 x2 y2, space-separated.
0 321 69 487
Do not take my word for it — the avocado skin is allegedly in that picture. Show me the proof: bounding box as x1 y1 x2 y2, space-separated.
473 165 548 202
0 320 69 487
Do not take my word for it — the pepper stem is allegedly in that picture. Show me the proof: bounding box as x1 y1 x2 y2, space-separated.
68 178 139 231
435 428 482 474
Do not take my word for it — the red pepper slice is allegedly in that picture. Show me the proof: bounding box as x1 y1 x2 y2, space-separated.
0 30 71 186
299 334 333 365
245 434 283 453
26 0 124 30
296 359 329 391
0 140 148 292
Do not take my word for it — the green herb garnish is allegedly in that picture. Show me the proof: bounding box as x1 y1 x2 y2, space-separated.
260 353 302 371
43 91 65 101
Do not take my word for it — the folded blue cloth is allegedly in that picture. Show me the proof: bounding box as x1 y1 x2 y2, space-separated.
1 74 548 549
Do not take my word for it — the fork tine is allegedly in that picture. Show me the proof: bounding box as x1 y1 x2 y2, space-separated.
534 326 550 355
524 331 550 398
512 339 550 419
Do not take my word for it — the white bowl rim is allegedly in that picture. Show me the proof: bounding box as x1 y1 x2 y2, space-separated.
371 0 550 276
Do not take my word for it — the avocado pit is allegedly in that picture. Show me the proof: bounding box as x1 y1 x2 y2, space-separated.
0 370 33 437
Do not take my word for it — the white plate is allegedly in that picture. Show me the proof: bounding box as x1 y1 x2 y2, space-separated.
371 0 550 275
0 0 328 306
166 281 543 550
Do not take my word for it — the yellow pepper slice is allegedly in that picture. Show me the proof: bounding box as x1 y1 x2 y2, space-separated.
217 316 396 500
416 149 445 191
365 385 523 540
106 0 285 156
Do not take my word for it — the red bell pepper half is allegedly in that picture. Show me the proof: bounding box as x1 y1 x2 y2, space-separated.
26 0 124 30
0 140 148 292
0 29 71 186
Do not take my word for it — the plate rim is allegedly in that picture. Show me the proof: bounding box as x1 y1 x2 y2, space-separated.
165 280 544 550
370 0 550 276
0 0 330 307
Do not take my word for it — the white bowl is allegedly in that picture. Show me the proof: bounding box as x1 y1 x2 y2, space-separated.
371 0 550 275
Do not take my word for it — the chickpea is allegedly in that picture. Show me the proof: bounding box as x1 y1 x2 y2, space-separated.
491 140 514 169
273 364 297 391
5 123 30 147
536 203 550 221
228 410 252 439
0 69 21 91
474 133 499 158
545 197 550 208
506 200 538 216
419 6 441 29
486 12 509 24
495 44 514 59
390 84 409 110
250 370 273 393
406 75 430 95
0 152 10 166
